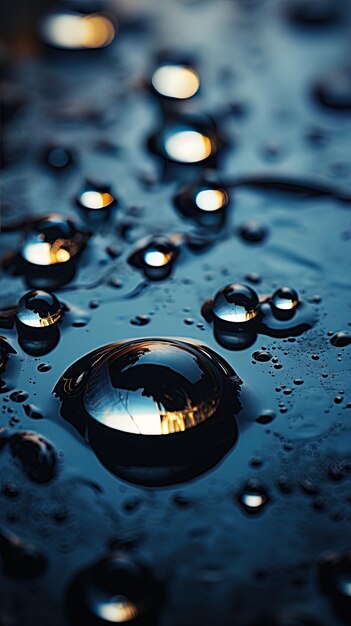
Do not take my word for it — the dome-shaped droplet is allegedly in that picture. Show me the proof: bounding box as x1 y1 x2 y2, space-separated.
44 145 74 171
212 284 260 325
330 331 351 347
17 290 62 328
237 479 270 514
76 183 116 211
66 553 162 625
9 431 57 483
271 287 299 319
22 214 87 267
128 237 178 280
39 9 116 50
175 183 229 227
314 67 351 111
54 338 241 485
150 115 219 164
151 63 200 100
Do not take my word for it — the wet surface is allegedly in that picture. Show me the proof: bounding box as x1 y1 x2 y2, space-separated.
1 0 351 624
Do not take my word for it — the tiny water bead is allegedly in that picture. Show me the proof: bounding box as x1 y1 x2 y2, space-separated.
66 553 163 625
16 290 62 328
211 284 260 325
54 338 241 485
149 115 219 164
39 9 116 50
237 479 270 515
319 551 351 619
174 183 229 227
151 63 200 100
128 237 179 280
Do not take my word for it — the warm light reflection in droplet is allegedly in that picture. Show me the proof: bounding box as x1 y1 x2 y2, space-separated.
152 65 200 99
23 242 72 266
165 130 212 163
42 12 115 50
96 595 139 623
144 249 172 267
79 191 115 209
242 494 265 509
195 189 227 212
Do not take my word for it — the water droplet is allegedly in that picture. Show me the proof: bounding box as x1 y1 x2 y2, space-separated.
40 10 116 50
175 183 229 227
149 115 219 164
314 66 351 111
237 479 270 514
130 315 150 326
21 214 88 267
271 287 299 318
287 0 341 27
211 284 260 325
17 290 62 328
76 182 116 217
319 551 351 620
9 391 28 403
252 350 272 362
151 63 200 100
54 338 241 485
330 331 351 347
66 553 162 625
37 363 51 373
128 237 178 280
23 404 44 420
0 527 46 579
44 145 74 171
238 221 267 243
9 431 57 483
255 410 276 425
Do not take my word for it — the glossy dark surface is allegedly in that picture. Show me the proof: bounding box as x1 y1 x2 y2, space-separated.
1 0 351 625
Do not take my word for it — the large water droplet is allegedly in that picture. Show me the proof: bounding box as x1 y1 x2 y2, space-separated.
39 9 116 50
54 338 241 485
66 553 162 625
17 290 62 328
151 63 200 100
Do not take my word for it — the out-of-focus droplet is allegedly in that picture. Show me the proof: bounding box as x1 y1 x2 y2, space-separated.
319 551 351 620
212 284 260 325
128 237 178 280
0 527 46 579
66 553 162 625
54 338 241 485
151 63 200 99
149 116 219 164
40 10 116 50
314 67 351 111
16 290 62 328
22 214 87 267
175 183 229 227
238 221 267 243
237 479 270 514
77 183 116 211
9 431 57 483
44 145 74 171
287 0 341 27
330 331 351 347
271 287 299 319
255 410 276 424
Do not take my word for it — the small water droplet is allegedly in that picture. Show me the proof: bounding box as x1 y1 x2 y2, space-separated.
255 410 276 425
9 431 57 483
330 331 351 347
128 237 178 280
39 10 116 50
238 221 267 243
211 284 260 325
271 287 299 318
237 479 270 514
17 290 62 328
252 350 272 362
151 62 200 100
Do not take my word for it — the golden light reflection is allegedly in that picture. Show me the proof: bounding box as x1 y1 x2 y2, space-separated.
96 596 139 623
80 191 115 209
165 130 212 163
159 399 218 434
152 65 200 99
42 12 116 50
24 241 73 266
195 189 227 212
144 249 172 267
